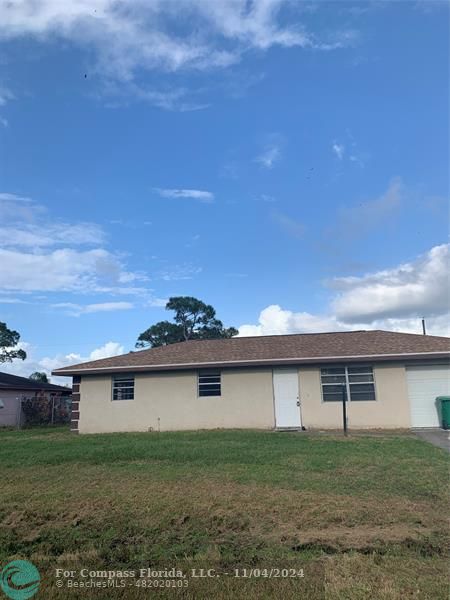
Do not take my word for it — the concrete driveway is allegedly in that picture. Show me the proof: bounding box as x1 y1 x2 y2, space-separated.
413 429 450 452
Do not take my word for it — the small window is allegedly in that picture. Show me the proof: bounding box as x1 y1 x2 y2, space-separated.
348 366 375 401
198 370 221 397
321 366 376 402
349 383 376 402
112 375 134 401
322 384 346 403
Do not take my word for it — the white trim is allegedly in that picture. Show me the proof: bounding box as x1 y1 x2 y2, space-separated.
53 351 450 375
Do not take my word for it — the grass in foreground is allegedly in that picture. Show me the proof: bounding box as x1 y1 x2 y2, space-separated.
0 427 448 599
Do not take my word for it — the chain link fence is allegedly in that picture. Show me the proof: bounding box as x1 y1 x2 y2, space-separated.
19 391 72 427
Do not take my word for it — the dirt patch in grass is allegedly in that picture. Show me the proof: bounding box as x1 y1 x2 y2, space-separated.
2 473 447 564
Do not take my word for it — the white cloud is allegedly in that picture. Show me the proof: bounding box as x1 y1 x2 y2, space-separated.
0 248 147 293
0 192 42 221
0 192 104 247
330 243 449 322
87 341 125 362
239 306 450 340
0 222 104 248
1 341 125 383
332 141 345 160
0 192 148 295
239 244 450 338
44 341 125 377
52 301 134 317
239 305 341 336
0 1 355 82
255 144 281 169
199 0 308 50
354 315 450 338
38 342 126 373
154 188 214 202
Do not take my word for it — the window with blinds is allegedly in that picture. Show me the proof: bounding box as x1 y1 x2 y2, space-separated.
198 370 221 397
320 366 376 402
112 375 135 401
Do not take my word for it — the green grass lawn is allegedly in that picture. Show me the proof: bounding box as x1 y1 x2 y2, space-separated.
0 427 448 599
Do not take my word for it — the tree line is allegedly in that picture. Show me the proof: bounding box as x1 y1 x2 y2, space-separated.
0 296 237 372
136 296 237 348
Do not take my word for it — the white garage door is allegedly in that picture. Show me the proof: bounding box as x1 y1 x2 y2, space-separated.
406 365 450 428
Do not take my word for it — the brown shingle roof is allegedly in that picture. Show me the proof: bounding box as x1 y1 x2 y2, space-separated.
53 330 450 376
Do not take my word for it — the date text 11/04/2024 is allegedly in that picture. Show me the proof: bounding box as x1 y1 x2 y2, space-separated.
194 568 305 578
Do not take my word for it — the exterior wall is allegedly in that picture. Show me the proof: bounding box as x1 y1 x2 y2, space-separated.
299 363 411 429
0 390 21 427
78 368 275 434
76 362 412 434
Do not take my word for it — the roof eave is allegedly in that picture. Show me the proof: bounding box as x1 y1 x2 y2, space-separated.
0 385 72 392
52 351 450 377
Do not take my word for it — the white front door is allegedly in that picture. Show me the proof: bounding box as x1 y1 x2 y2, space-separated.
273 369 301 428
407 365 450 428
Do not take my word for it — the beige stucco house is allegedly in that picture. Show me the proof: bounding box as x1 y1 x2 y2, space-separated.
53 330 450 434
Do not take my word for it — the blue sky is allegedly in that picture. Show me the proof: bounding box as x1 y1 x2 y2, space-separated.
0 0 448 378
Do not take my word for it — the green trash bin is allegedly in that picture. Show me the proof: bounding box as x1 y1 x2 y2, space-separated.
437 396 450 430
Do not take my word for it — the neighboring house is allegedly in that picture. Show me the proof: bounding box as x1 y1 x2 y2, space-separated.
0 372 72 427
52 330 450 434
